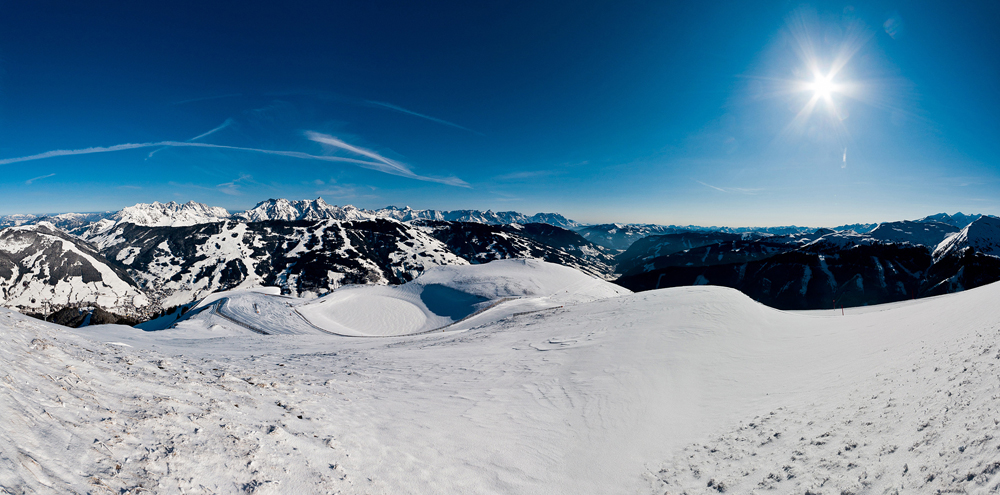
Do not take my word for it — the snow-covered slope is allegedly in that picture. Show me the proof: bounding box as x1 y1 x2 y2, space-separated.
292 259 628 336
80 201 230 239
615 231 768 274
802 229 877 250
375 206 580 228
232 199 581 228
0 212 113 235
234 198 371 222
0 213 613 319
0 213 41 228
0 223 148 315
917 211 982 229
89 218 469 308
574 223 684 250
868 220 959 248
3 265 1000 493
114 201 230 227
932 214 1000 261
37 212 114 235
415 220 616 278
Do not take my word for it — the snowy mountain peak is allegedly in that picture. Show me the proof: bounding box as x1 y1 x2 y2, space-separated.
234 199 580 228
932 215 1000 260
917 212 982 229
867 220 959 249
116 201 230 227
0 223 148 314
78 201 231 240
234 198 369 222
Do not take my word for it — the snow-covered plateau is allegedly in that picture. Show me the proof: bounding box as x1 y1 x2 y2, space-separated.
2 259 999 494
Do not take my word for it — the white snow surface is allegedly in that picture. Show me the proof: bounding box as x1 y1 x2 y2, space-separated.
2 261 1000 493
234 198 370 223
80 201 231 239
0 224 148 313
217 259 630 337
933 214 1000 261
803 229 877 250
868 220 959 248
233 198 579 227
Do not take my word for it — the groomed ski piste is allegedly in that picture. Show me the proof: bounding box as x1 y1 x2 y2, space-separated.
2 258 1000 494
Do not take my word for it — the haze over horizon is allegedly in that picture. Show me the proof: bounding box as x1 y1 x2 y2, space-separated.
1 1 997 226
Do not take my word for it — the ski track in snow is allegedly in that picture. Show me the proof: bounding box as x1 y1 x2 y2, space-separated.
2 261 1000 494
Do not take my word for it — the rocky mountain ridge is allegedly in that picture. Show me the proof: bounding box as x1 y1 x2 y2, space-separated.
0 200 996 324
615 215 1000 310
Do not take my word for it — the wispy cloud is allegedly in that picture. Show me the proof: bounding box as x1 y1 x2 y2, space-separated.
190 118 234 141
366 100 483 135
315 185 379 200
0 136 469 187
495 170 557 180
148 118 236 159
694 179 762 194
694 179 727 192
25 173 56 185
215 174 255 196
306 131 469 187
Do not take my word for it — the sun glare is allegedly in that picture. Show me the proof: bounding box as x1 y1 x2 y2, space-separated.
807 74 837 99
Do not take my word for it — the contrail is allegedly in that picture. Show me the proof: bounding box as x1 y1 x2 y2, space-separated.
190 118 234 141
305 131 469 187
694 179 727 192
0 139 469 187
148 118 235 158
25 173 56 185
366 100 483 136
305 131 410 175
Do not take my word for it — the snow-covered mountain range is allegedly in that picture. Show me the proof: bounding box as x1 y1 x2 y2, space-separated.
1 199 582 237
932 214 1000 260
615 215 1000 309
0 223 148 317
0 199 996 322
233 199 582 227
28 213 612 323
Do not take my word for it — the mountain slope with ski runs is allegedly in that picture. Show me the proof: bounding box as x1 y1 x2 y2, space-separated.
0 199 612 321
1 199 998 323
2 258 1000 494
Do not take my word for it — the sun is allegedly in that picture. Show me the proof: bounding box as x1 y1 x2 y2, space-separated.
805 72 839 100
807 74 837 99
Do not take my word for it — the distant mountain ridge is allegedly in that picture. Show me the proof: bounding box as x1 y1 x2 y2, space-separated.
1 199 582 235
917 212 982 229
233 198 371 223
615 215 1000 310
235 199 582 228
0 202 986 250
932 215 1000 261
0 223 149 316
0 199 997 323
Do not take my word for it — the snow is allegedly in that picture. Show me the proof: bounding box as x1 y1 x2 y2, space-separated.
0 224 148 314
868 220 959 248
208 259 631 337
232 199 580 228
235 198 370 223
79 201 231 239
2 260 1000 493
933 214 1000 261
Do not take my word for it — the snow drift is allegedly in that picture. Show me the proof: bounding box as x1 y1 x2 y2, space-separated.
1 261 1000 494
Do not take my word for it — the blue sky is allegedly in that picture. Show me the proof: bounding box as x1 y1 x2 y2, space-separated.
0 1 997 226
